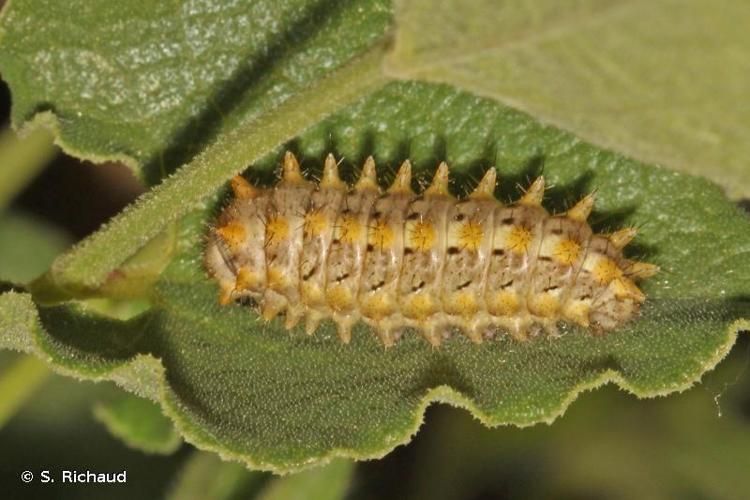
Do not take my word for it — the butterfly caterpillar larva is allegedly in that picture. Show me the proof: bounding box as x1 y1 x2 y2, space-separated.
204 152 658 346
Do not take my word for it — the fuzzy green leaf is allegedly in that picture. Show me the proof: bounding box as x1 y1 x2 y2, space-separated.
1 82 748 472
0 0 391 182
387 0 750 198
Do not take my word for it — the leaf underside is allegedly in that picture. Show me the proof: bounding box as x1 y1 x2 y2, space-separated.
0 0 391 182
387 0 750 198
2 82 749 472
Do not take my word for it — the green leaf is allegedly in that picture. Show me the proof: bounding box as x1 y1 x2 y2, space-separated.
0 0 392 182
387 0 750 197
1 82 748 472
93 393 182 455
166 452 267 500
257 459 354 500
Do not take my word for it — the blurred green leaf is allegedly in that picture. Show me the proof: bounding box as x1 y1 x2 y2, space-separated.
2 82 749 472
166 452 267 500
0 127 56 209
0 354 51 428
387 0 750 197
257 459 354 500
93 393 182 455
0 210 70 284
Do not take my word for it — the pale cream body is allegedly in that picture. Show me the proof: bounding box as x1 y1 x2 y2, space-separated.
205 153 657 346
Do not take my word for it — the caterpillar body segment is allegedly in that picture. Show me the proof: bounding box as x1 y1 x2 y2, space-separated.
205 152 656 346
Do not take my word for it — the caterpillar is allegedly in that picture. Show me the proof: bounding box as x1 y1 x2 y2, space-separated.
204 152 658 346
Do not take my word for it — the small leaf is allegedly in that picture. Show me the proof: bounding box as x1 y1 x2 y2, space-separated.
166 452 267 500
2 83 749 472
93 393 182 455
387 0 750 197
257 459 354 500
